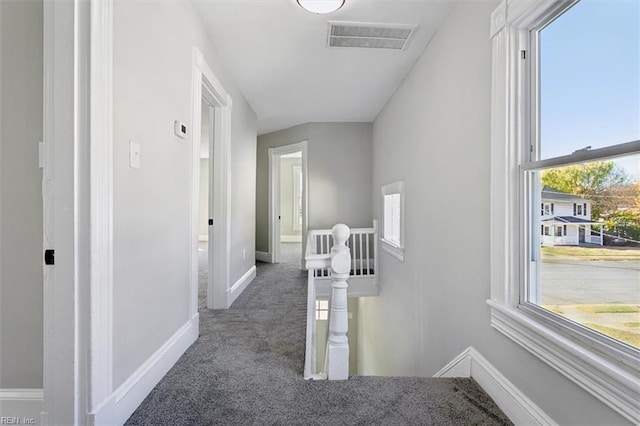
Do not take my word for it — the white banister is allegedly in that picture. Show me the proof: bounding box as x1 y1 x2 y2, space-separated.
325 224 351 380
303 222 377 380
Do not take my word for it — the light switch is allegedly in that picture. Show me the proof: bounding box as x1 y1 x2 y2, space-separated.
129 141 141 169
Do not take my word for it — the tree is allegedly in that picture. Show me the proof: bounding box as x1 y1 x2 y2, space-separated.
541 161 631 219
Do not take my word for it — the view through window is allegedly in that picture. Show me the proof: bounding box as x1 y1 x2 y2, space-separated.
531 0 639 349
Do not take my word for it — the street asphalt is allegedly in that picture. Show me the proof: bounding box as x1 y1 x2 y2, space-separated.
541 260 640 305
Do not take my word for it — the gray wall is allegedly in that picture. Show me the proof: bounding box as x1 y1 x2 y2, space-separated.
279 157 302 239
113 1 257 388
0 0 44 389
256 123 373 253
357 2 630 424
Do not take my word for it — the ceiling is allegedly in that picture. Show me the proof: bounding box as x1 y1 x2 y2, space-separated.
193 0 455 135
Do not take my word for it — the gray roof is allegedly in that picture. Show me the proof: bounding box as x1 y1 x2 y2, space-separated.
541 187 589 203
542 216 599 224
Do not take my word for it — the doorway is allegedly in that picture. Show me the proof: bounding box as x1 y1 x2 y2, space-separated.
268 141 308 268
190 48 232 311
198 98 214 309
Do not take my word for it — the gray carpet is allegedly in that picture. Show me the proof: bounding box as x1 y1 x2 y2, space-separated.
125 243 512 425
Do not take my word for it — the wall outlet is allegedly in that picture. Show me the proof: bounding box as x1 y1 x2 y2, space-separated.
129 141 141 169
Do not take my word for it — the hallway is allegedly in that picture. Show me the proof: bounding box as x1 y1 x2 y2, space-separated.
125 253 511 425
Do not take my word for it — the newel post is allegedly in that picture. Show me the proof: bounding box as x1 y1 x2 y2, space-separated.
326 223 351 380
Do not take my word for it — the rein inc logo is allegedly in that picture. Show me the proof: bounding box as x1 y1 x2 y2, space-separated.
0 418 35 425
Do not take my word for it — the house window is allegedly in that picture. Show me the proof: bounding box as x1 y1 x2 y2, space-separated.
380 181 404 261
541 203 553 216
489 0 639 420
315 299 329 321
555 226 563 237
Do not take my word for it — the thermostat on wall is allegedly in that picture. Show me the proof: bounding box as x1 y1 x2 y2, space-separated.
174 120 188 139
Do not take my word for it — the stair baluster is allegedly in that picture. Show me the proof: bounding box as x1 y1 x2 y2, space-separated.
325 224 351 380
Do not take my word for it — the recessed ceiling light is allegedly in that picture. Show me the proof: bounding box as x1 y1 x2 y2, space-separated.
297 0 345 15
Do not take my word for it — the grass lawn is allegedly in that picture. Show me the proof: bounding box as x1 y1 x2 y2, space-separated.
541 245 640 261
585 323 640 348
576 304 640 314
542 304 639 349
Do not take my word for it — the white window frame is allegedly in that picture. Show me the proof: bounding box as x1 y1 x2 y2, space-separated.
489 1 639 423
380 181 404 262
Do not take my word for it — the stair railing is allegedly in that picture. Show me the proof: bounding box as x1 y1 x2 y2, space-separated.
304 223 352 380
325 224 351 380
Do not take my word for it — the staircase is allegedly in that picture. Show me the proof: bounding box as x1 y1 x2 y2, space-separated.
125 232 513 425
304 222 378 380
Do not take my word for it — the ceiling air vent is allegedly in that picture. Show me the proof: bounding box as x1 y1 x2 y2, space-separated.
327 21 418 51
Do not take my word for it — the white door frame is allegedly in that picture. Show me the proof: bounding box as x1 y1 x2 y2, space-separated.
43 0 114 424
268 141 308 267
190 48 232 310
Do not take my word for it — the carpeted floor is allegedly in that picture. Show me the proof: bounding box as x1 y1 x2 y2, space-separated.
125 243 512 425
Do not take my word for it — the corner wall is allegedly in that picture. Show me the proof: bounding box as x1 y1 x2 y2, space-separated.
256 123 372 253
113 0 257 389
358 2 631 425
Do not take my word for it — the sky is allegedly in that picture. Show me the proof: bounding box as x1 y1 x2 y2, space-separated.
540 0 640 180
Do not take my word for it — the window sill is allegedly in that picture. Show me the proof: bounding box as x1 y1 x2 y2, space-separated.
487 299 639 424
380 239 404 262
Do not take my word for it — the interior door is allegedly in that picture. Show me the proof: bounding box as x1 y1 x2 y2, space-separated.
206 102 215 303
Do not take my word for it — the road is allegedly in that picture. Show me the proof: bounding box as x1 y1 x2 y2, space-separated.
540 260 640 305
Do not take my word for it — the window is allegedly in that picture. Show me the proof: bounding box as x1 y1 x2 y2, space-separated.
490 0 639 421
541 202 553 216
380 181 404 261
315 299 329 321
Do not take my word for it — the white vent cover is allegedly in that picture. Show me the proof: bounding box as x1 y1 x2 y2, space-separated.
327 21 418 50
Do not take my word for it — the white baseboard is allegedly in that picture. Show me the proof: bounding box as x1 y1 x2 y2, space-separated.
280 235 302 243
434 347 557 426
228 265 256 307
0 389 43 424
90 315 199 426
255 251 272 263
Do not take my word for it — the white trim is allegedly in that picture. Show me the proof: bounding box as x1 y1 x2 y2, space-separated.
90 317 199 426
380 241 404 262
488 1 640 423
268 141 308 267
190 47 233 310
280 235 302 243
380 181 405 262
227 266 256 307
434 347 557 426
0 389 44 401
488 302 640 424
89 0 114 418
255 251 272 263
43 1 92 423
0 389 44 424
198 235 208 242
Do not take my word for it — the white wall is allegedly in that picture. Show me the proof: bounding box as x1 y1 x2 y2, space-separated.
199 101 210 239
280 157 302 239
358 2 631 425
0 0 43 389
199 158 209 239
113 1 257 388
256 123 373 252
